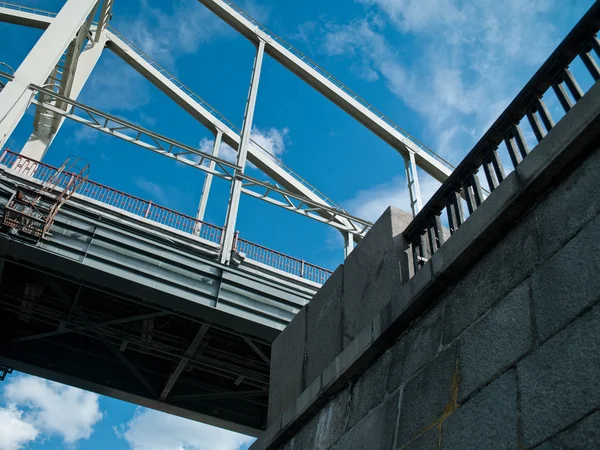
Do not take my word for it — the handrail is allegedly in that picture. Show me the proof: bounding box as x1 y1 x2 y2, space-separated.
236 236 331 285
0 150 332 283
403 3 600 269
0 2 57 18
217 0 454 171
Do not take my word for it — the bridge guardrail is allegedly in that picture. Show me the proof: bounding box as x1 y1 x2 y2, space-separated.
0 150 332 284
235 234 331 285
403 5 600 271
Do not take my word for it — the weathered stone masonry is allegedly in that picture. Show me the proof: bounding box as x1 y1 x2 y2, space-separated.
251 71 600 449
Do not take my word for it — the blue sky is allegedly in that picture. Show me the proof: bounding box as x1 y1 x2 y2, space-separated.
0 0 595 448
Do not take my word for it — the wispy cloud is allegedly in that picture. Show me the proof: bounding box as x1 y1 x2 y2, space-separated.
135 177 171 205
115 407 254 450
308 0 588 162
0 375 103 449
344 174 440 222
197 126 290 172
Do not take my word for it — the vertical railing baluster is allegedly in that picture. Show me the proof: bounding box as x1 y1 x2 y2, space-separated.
536 99 555 132
562 68 583 102
580 46 600 81
434 213 445 247
552 79 573 112
527 107 546 142
505 132 521 169
471 172 484 207
463 179 476 215
513 125 529 159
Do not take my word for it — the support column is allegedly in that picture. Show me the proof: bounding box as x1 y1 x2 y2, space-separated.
220 40 265 264
194 130 223 234
405 151 423 217
21 29 107 161
344 232 354 259
0 0 99 149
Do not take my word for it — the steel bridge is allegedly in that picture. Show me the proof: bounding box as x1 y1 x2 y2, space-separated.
0 0 598 439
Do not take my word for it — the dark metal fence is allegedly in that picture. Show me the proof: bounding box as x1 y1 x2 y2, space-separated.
403 4 600 271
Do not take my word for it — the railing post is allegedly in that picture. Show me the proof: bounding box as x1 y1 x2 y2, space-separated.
220 39 265 265
144 201 152 218
233 230 239 252
300 260 305 278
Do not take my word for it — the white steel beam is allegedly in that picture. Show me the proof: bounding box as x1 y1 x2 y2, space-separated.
0 3 54 29
21 28 107 161
196 0 454 184
0 0 98 148
195 130 222 228
405 151 423 216
344 233 354 259
221 41 265 264
105 30 356 235
0 9 358 237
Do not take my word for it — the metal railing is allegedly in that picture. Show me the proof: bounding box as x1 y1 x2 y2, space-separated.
235 233 331 285
403 5 600 271
219 0 454 172
0 150 332 283
0 151 223 244
0 2 56 18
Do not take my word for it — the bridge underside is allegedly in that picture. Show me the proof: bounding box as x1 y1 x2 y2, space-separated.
0 167 321 436
0 259 269 434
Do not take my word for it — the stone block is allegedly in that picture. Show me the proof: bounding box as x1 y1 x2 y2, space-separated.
400 426 439 450
268 308 306 425
532 213 600 342
535 411 600 450
387 303 443 394
396 344 459 447
281 374 321 430
322 315 373 393
343 207 413 344
306 265 343 386
347 349 392 430
442 370 518 450
518 303 600 448
459 280 533 401
535 144 600 260
330 392 400 450
442 212 541 345
312 389 351 450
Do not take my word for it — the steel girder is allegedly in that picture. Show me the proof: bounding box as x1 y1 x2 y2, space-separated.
27 85 371 235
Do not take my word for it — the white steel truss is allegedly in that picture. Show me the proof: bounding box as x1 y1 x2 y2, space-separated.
0 0 456 262
27 84 370 236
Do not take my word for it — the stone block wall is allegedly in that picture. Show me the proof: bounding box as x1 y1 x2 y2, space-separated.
255 79 600 450
268 207 414 424
273 140 600 450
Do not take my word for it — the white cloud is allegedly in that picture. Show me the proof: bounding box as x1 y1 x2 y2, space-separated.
135 177 170 205
115 0 229 69
1 375 103 447
116 407 255 450
345 174 440 222
199 127 290 170
316 0 586 163
0 406 39 450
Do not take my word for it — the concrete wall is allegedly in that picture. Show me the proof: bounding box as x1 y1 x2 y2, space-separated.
253 73 600 449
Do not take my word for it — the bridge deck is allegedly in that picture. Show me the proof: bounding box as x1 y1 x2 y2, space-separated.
0 159 326 435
